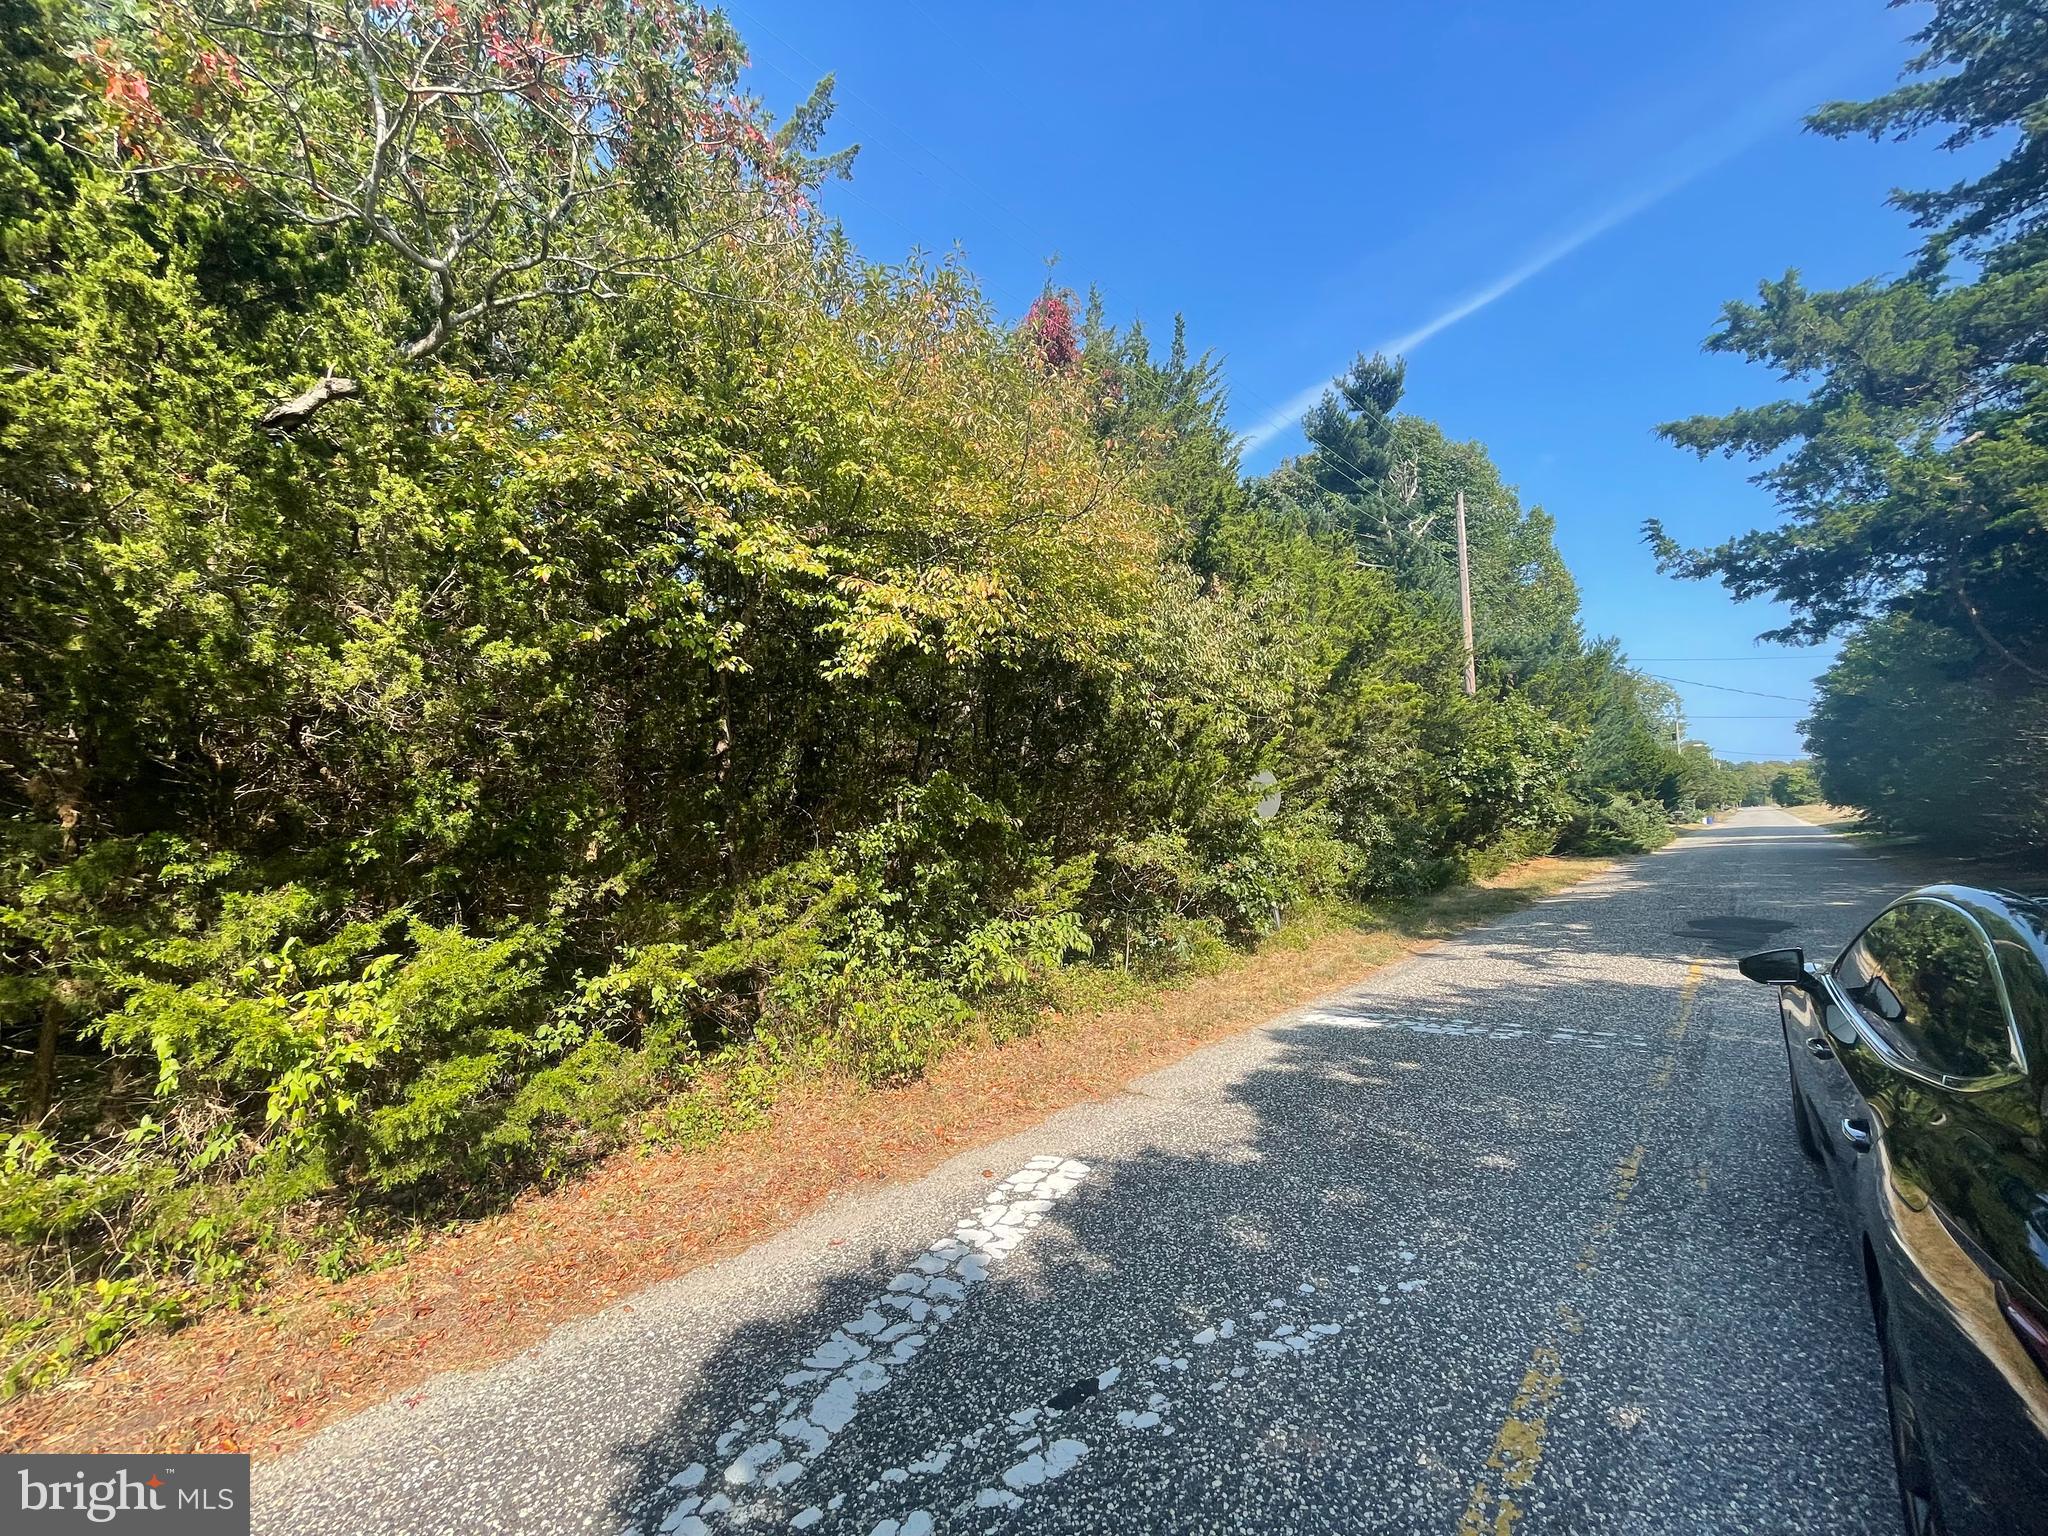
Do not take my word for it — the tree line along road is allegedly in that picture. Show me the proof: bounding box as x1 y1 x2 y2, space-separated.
256 806 1898 1536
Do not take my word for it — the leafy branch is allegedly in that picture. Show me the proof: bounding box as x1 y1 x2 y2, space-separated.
92 0 853 428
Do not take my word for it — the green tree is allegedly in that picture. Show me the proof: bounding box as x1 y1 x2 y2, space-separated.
0 0 1693 1396
1080 302 1244 561
1769 763 1821 807
90 0 852 426
1649 0 2048 850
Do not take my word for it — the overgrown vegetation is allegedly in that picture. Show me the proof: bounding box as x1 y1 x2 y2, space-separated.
2 0 1726 1392
1654 0 2048 854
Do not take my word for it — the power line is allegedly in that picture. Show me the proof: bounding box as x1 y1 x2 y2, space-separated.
1631 654 1814 661
719 26 1817 721
1643 672 1813 704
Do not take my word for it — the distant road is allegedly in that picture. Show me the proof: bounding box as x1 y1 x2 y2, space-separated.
259 807 1901 1535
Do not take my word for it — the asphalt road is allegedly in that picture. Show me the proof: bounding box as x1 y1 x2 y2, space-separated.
258 808 1909 1536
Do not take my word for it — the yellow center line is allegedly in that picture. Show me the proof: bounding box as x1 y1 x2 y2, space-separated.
1457 1345 1564 1536
1455 956 1706 1534
1671 959 1706 1033
1575 1145 1645 1272
1648 958 1705 1089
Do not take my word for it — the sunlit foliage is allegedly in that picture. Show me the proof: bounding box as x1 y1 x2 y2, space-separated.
0 1 1690 1391
1653 0 2048 851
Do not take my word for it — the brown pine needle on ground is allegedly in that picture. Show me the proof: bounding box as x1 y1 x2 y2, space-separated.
0 854 1605 1459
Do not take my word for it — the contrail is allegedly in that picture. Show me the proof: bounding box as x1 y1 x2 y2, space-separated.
1236 182 1678 454
1235 53 1875 458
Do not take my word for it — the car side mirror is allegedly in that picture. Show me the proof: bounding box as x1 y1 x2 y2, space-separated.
1739 947 1810 988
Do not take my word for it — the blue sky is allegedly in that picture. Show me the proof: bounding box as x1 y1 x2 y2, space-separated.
729 1 1964 762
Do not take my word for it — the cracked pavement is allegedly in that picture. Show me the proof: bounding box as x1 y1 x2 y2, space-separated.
255 808 1904 1536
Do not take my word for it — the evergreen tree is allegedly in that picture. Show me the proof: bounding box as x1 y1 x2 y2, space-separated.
1651 0 2048 850
0 0 1695 1395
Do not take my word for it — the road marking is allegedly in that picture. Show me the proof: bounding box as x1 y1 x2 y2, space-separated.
1575 1146 1645 1274
1647 960 1705 1089
1457 1345 1565 1536
674 1245 1444 1535
1673 960 1705 1030
1456 957 1705 1535
1294 1009 1654 1051
629 1157 1091 1536
853 1246 1438 1531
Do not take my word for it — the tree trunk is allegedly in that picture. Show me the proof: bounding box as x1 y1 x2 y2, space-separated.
1955 578 2048 684
25 990 59 1126
25 784 83 1126
715 668 735 886
95 1055 136 1135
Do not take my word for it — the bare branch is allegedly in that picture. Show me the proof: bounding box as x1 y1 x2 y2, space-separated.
99 0 845 424
259 371 364 433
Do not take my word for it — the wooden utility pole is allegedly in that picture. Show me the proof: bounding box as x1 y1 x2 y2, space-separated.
1456 490 1476 696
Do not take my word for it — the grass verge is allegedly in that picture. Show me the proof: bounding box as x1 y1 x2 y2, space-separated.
1782 805 2046 892
1777 803 1865 827
0 852 1608 1458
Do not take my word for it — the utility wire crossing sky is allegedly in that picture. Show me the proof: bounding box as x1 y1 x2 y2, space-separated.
737 2 1932 760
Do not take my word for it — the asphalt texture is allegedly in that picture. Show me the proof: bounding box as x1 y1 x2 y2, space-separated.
257 808 1908 1536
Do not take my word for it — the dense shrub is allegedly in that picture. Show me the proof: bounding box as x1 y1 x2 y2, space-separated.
1806 618 2045 852
1557 794 1677 855
0 0 1697 1390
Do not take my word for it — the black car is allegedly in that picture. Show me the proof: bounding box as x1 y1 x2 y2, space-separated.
1741 885 2048 1536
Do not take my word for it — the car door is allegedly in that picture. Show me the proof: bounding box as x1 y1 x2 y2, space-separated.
1782 955 1867 1205
1826 898 2048 1535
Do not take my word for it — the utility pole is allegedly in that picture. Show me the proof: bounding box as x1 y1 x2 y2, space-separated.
1456 490 1476 696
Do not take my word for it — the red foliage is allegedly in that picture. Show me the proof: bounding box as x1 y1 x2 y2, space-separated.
92 42 162 150
101 67 148 107
1024 291 1078 371
190 48 243 95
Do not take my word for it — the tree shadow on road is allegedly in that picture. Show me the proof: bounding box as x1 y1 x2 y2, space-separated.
598 857 1891 1536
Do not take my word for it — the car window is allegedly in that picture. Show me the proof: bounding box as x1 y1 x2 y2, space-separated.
1834 901 2014 1080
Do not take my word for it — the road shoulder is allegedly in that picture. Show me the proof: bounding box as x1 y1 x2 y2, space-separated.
1 856 1610 1459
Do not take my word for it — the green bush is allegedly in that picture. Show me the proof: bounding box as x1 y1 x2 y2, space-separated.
0 0 1695 1393
1558 794 1676 855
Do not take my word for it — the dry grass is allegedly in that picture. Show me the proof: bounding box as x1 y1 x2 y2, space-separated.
1777 803 1865 827
1779 805 2046 892
0 854 1607 1459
